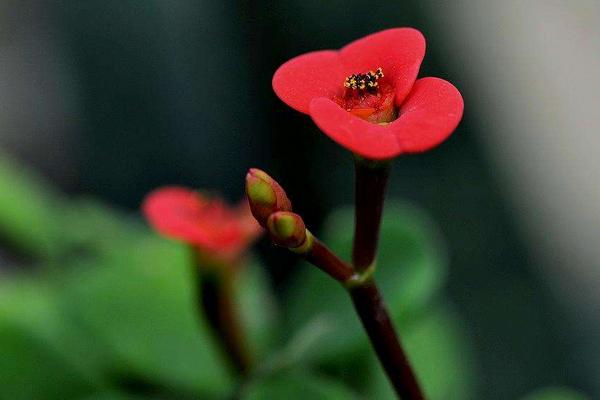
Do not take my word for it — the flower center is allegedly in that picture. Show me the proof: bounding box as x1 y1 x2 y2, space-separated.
336 67 397 124
344 67 384 92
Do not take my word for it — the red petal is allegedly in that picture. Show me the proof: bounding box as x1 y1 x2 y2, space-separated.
142 187 245 253
390 77 464 153
235 198 264 242
272 28 426 114
272 50 346 114
309 97 402 160
309 77 463 159
339 28 425 105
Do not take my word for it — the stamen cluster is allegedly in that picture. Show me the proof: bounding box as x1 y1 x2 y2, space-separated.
344 67 384 92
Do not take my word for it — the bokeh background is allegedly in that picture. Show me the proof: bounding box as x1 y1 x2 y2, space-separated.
1 1 598 399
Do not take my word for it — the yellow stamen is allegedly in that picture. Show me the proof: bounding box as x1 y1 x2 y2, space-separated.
343 67 384 92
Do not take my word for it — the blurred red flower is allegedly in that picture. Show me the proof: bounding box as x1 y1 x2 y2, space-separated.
143 187 262 263
272 28 464 160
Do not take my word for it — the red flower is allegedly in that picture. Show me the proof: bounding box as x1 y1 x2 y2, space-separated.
142 187 262 263
272 28 463 160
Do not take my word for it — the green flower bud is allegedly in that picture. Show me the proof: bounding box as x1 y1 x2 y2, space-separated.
266 211 307 248
245 168 292 227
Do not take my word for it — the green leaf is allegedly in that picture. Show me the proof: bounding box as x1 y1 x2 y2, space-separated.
237 260 279 359
0 154 152 267
79 392 157 400
257 316 336 376
285 202 447 362
0 279 105 400
241 371 359 400
367 304 478 400
60 234 233 397
520 387 591 400
0 154 66 258
59 197 146 255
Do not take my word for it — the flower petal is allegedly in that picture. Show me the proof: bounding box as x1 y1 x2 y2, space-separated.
272 29 426 115
143 187 243 252
309 97 402 160
340 28 426 105
390 77 464 153
272 50 346 114
235 198 264 242
309 77 463 159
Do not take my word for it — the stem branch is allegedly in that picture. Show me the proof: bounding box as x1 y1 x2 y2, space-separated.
304 236 355 282
297 237 425 399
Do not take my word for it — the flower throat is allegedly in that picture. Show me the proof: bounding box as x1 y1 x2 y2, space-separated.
340 67 397 124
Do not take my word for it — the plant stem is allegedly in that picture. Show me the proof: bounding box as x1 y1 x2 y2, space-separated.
268 156 421 397
349 279 425 400
352 157 391 272
298 237 425 399
196 267 251 376
304 237 355 282
351 156 424 398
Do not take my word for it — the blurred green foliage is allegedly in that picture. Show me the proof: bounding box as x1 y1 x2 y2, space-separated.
521 387 591 400
241 371 359 399
0 155 67 259
0 155 587 399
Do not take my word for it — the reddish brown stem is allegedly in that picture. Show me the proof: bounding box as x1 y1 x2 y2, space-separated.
350 279 425 399
352 158 391 272
196 268 251 376
305 237 355 282
299 237 425 399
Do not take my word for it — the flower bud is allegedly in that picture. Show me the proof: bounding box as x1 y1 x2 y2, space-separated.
266 211 307 248
245 168 292 227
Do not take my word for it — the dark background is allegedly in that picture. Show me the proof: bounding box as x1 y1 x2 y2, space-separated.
1 1 597 399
